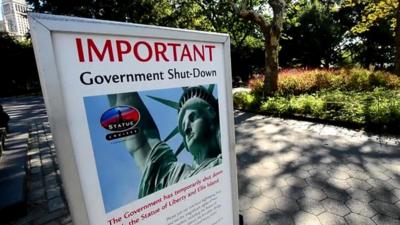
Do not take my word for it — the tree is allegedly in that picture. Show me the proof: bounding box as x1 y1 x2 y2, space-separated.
191 1 264 82
28 0 218 30
28 0 265 83
230 0 287 96
344 0 400 75
28 0 179 26
397 1 400 74
0 33 40 96
280 0 346 68
346 19 395 69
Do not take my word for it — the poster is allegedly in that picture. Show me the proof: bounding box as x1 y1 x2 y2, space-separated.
28 13 238 225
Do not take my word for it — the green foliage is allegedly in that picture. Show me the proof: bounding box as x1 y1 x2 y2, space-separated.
319 90 366 124
237 67 400 132
341 0 399 72
248 68 400 96
260 97 291 115
281 0 398 70
342 20 396 70
233 91 260 111
339 68 400 90
363 88 400 126
235 89 400 131
27 0 264 83
277 69 341 95
26 0 398 78
290 94 326 117
248 74 265 96
0 33 40 96
281 0 346 67
343 0 398 34
28 0 206 29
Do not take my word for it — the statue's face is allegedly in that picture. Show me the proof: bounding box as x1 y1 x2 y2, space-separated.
179 98 215 157
181 108 208 152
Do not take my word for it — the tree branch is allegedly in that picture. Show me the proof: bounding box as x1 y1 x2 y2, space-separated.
195 1 218 31
239 9 270 35
229 0 270 36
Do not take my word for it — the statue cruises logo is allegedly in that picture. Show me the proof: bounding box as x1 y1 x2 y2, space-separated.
100 106 140 140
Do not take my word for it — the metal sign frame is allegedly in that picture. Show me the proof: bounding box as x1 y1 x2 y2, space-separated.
28 13 239 225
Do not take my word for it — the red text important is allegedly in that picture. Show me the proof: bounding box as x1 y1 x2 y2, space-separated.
76 38 216 63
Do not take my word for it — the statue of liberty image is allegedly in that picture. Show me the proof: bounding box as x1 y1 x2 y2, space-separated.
117 109 123 123
109 85 221 198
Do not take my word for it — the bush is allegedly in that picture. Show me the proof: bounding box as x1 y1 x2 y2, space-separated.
290 94 325 117
369 70 400 89
364 88 400 128
341 68 370 91
233 91 259 111
247 68 400 96
0 33 40 97
241 67 400 133
278 69 340 95
260 97 291 115
248 74 265 96
234 88 400 132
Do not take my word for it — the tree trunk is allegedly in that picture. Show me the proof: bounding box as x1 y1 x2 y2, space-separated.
263 33 279 96
395 3 400 76
230 0 286 96
263 0 285 96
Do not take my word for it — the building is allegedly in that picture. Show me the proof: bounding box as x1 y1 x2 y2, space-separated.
0 20 5 32
2 0 29 38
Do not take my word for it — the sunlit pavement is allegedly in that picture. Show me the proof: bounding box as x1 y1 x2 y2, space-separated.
1 96 48 134
235 112 400 225
1 96 400 225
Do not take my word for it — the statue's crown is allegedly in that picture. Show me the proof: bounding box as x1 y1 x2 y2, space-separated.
178 86 218 112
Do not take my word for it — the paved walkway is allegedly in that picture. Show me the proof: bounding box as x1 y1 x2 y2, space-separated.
1 97 70 225
235 112 400 225
1 96 400 225
0 96 47 220
1 96 48 134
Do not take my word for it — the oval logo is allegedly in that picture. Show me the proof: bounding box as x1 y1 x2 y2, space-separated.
100 106 140 132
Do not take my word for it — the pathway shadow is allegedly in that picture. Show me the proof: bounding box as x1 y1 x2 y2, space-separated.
235 111 400 224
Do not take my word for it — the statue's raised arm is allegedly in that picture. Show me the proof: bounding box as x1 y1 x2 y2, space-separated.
109 92 161 171
110 86 222 198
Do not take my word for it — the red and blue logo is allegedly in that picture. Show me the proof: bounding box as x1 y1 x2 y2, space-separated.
100 106 140 140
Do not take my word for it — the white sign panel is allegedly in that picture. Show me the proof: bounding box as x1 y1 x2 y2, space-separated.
28 13 239 225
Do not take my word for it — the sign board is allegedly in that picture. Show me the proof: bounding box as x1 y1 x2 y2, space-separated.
28 13 239 225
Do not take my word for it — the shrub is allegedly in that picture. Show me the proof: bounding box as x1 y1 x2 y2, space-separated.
234 88 400 132
341 68 370 91
364 89 400 128
247 68 400 96
278 69 339 95
241 67 400 133
248 74 264 96
289 94 325 117
233 91 259 111
260 97 291 115
370 70 400 89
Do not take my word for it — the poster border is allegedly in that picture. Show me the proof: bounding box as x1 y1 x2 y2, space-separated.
28 13 239 225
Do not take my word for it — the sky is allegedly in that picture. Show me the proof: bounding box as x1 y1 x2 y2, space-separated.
0 0 3 19
84 85 218 213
